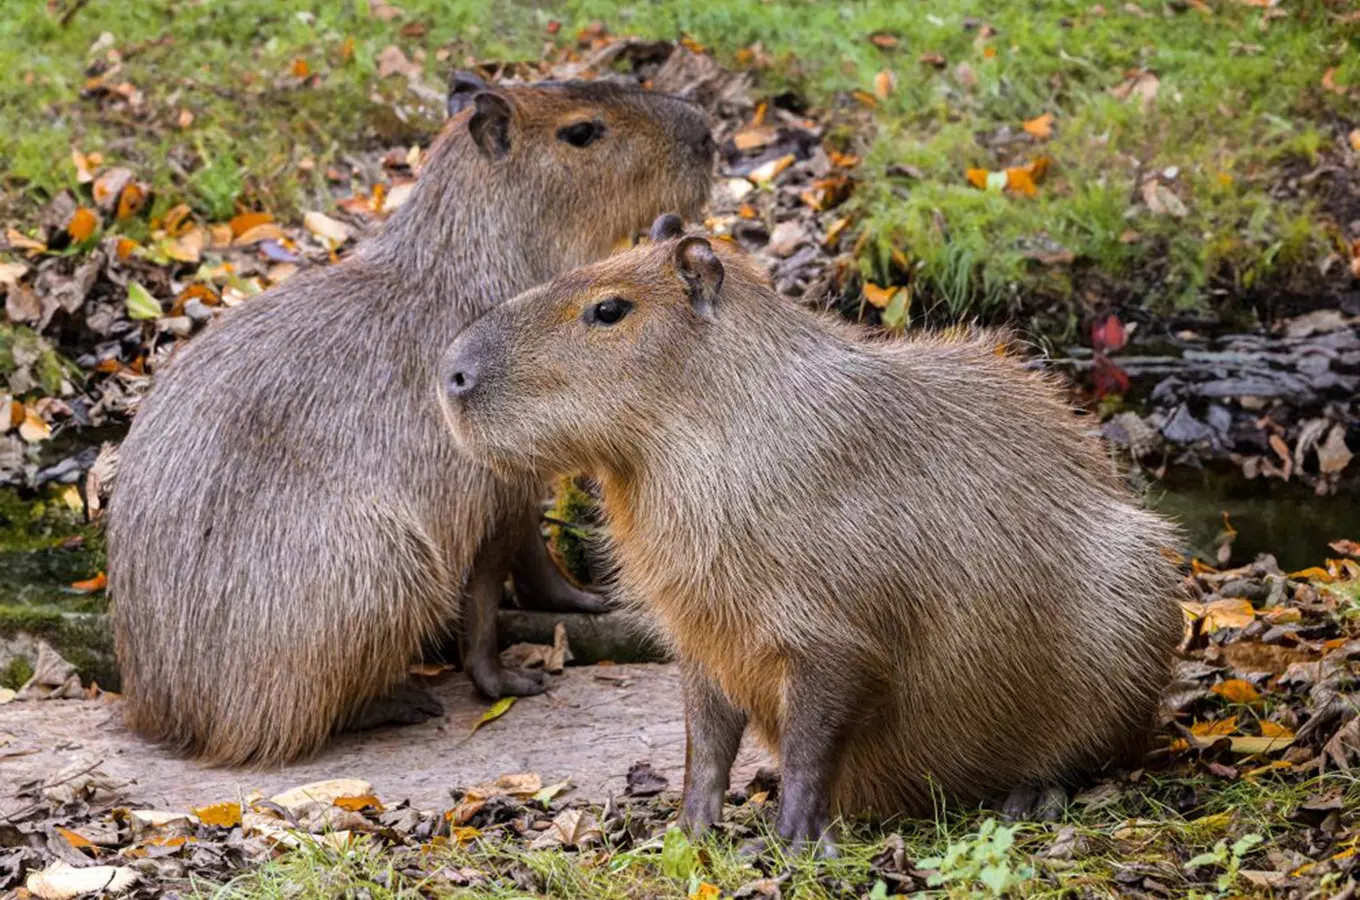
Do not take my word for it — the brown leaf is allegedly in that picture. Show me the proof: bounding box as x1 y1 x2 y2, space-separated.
1317 425 1352 475
1142 181 1187 217
1329 539 1360 558
1111 71 1160 110
869 32 899 48
376 45 421 79
91 167 133 210
1218 641 1313 674
919 52 947 69
229 211 273 237
1321 67 1345 95
1268 433 1293 480
873 69 896 100
732 124 777 152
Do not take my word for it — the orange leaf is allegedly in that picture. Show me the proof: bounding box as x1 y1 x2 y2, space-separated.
1289 566 1336 583
1191 716 1238 737
71 572 107 593
116 182 146 220
291 58 310 78
162 203 194 236
1026 156 1052 181
193 802 242 828
1259 721 1294 740
1329 539 1360 558
965 168 989 189
1322 67 1344 95
229 211 273 237
1004 167 1037 196
170 282 220 316
852 89 878 108
983 46 997 59
862 283 897 309
1023 112 1054 139
115 238 139 260
67 207 98 242
1190 558 1219 575
334 793 385 812
57 828 95 852
1210 679 1261 704
873 69 896 100
828 149 861 169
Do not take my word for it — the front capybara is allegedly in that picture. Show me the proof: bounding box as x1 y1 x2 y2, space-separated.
437 216 1184 853
107 77 713 766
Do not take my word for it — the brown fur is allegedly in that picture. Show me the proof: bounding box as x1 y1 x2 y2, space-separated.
107 80 713 766
439 230 1184 847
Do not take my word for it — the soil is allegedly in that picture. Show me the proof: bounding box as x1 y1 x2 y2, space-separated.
0 663 770 817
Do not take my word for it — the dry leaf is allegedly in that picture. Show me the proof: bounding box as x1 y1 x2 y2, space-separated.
376 45 421 79
732 124 777 152
1023 112 1054 139
303 211 355 247
26 863 137 899
70 572 107 593
1317 425 1352 475
91 167 133 210
192 802 243 828
19 409 51 443
1142 181 1187 217
1005 167 1038 196
270 778 374 812
966 167 989 189
747 154 794 184
116 182 146 220
1329 539 1360 558
333 793 384 812
1268 433 1293 479
1229 734 1293 755
1112 71 1160 110
1191 716 1238 738
873 69 896 100
234 223 286 245
1321 67 1344 95
229 211 273 237
471 696 516 733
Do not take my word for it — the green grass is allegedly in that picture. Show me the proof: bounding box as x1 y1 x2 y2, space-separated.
191 770 1360 899
3 1 1355 327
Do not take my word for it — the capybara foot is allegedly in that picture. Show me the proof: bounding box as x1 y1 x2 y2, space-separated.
776 806 839 858
349 682 445 732
1000 782 1068 822
468 660 550 699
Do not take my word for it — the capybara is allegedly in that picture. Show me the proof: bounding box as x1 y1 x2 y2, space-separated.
108 78 714 766
437 215 1183 853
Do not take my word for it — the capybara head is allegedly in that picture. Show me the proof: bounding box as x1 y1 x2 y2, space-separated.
433 73 715 266
439 214 760 475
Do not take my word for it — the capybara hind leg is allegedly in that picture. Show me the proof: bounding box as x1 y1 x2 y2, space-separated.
464 533 550 698
348 682 445 732
1000 782 1068 822
510 505 612 613
776 663 852 858
678 661 748 835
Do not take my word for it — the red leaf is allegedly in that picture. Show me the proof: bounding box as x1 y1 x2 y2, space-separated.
1091 354 1129 398
1091 314 1127 353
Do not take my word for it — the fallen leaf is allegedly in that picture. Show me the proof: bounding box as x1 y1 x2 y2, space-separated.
1321 67 1344 95
532 778 572 804
1329 539 1360 558
1142 181 1187 217
966 167 989 189
1191 716 1238 738
1260 721 1294 740
919 52 947 68
529 808 602 850
869 32 899 48
91 168 133 210
1317 425 1352 475
304 211 355 247
26 863 138 899
1005 166 1038 196
1091 314 1127 353
165 228 206 263
1219 641 1313 674
1023 112 1054 139
691 884 721 900
334 793 384 812
19 409 51 443
862 283 897 309
228 211 273 237
234 223 286 245
126 281 161 320
192 802 243 828
116 182 146 219
1268 433 1293 480
747 154 794 184
270 778 374 812
376 44 421 79
873 69 896 100
6 228 47 254
1350 129 1360 152
56 828 95 852
1112 71 1160 110
732 124 777 152
70 572 107 593
1211 679 1261 704
67 207 98 242
471 696 515 734
0 260 28 286
290 57 310 78
1229 734 1293 755
1183 597 1256 632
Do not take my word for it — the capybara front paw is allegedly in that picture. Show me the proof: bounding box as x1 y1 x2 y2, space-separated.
1001 782 1068 822
469 662 549 699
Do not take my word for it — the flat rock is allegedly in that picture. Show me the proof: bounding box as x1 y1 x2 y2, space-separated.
0 663 771 815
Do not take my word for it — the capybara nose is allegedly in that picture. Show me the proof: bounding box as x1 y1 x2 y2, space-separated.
446 364 477 399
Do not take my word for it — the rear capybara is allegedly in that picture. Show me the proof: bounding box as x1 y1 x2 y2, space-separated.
108 78 713 766
437 216 1184 853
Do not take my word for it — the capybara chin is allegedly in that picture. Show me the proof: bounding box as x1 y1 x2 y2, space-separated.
107 77 713 767
439 215 1184 853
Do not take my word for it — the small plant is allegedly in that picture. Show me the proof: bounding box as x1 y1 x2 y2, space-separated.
1185 833 1264 895
917 818 1034 898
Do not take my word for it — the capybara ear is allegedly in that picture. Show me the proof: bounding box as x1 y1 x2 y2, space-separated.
446 70 489 117
469 91 513 159
674 235 724 322
649 213 685 242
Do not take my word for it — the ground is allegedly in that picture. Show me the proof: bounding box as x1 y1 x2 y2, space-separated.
2 1 1360 898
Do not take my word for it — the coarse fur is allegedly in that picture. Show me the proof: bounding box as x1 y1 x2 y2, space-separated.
107 79 713 767
439 230 1184 848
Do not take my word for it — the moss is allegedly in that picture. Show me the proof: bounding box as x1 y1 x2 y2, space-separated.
0 605 118 690
1 654 34 690
546 475 601 587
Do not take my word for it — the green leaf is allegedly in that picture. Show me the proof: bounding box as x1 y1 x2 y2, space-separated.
868 880 889 900
126 280 161 320
979 863 1011 896
1231 834 1264 857
985 170 1008 192
469 696 515 734
881 286 910 329
531 779 572 805
1186 849 1224 869
661 826 696 881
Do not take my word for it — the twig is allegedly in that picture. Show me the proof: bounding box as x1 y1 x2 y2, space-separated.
58 0 92 27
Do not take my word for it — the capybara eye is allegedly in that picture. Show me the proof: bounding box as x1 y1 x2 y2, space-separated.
585 297 633 327
557 119 605 148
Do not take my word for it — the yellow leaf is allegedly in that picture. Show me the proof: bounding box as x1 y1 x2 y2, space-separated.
965 167 990 189
70 572 107 593
747 154 795 185
193 802 243 828
450 825 481 844
1289 566 1336 583
233 223 285 245
691 884 721 900
851 89 878 108
862 283 897 309
471 696 515 734
18 409 50 443
1023 112 1054 139
291 57 310 78
116 183 146 220
115 238 139 260
1194 598 1256 632
67 207 98 242
1210 679 1260 704
1229 734 1293 755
